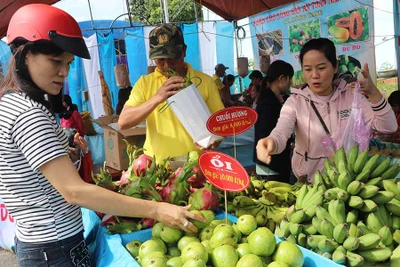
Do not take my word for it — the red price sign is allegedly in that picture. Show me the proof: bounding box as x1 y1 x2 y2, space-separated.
198 151 249 192
206 106 258 136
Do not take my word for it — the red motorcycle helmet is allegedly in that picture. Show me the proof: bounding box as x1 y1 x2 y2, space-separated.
7 4 90 59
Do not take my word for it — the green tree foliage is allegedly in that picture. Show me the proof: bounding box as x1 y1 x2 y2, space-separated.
129 0 203 25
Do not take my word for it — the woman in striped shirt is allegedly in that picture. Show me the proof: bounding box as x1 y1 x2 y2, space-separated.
0 4 203 267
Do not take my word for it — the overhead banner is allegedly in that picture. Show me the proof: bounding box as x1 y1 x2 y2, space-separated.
250 0 375 87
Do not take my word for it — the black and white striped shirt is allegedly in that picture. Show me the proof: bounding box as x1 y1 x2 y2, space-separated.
0 92 83 243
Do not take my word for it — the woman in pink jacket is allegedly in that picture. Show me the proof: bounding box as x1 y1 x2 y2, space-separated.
256 38 397 183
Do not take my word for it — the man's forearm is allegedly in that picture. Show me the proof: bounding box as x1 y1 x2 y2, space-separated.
118 97 160 129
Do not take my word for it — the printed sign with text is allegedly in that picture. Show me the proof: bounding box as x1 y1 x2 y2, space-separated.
198 151 249 192
206 106 258 136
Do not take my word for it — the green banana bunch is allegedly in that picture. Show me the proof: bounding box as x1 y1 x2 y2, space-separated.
347 181 364 196
391 244 400 266
318 238 339 253
348 223 363 238
359 199 378 213
361 154 380 175
264 181 293 191
381 164 400 180
294 184 308 210
378 225 393 246
358 185 379 199
333 223 349 243
366 212 384 233
307 235 327 249
358 247 392 262
328 199 346 224
353 150 369 175
357 233 381 251
332 247 346 264
343 236 359 251
347 145 359 173
232 196 257 208
346 251 364 267
346 209 359 224
370 157 391 178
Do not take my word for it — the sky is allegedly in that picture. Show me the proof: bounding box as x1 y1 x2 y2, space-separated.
53 0 397 71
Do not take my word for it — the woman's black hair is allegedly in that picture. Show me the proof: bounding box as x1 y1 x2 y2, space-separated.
299 38 337 68
2 40 66 113
259 60 294 101
388 91 400 107
264 60 294 84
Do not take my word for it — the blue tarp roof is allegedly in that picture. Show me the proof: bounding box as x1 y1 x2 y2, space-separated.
78 20 143 39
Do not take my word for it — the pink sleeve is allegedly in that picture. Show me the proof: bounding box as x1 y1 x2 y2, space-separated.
362 96 397 134
72 111 85 136
269 96 297 154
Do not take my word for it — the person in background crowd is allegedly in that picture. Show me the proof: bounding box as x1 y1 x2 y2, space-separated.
116 85 132 115
254 60 294 183
118 24 224 160
221 74 235 107
256 38 397 183
213 63 230 105
0 5 204 267
388 90 400 127
60 94 85 136
248 70 264 108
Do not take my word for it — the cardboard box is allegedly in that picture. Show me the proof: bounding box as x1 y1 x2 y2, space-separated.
93 115 146 170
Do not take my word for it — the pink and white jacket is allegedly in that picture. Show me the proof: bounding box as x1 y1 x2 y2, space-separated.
269 79 397 183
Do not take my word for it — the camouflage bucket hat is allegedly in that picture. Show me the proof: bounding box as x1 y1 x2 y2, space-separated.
149 24 185 60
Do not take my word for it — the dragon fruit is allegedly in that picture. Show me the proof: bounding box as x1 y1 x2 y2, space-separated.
188 166 206 188
119 170 129 186
141 218 155 229
133 154 153 176
189 186 220 211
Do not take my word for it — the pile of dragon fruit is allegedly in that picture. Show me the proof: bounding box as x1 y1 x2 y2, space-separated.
92 142 220 234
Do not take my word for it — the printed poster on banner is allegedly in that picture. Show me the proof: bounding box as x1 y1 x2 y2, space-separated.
249 0 375 86
0 196 15 251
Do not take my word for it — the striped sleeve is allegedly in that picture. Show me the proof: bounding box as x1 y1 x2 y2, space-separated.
371 96 388 112
12 108 67 171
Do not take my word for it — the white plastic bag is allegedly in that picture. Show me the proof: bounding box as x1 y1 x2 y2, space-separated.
166 84 223 148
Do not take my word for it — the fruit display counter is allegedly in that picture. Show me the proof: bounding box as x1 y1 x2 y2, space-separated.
82 207 343 267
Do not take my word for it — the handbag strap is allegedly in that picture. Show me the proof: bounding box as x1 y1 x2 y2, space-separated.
310 100 330 135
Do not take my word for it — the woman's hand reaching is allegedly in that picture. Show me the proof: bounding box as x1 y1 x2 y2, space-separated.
154 203 206 233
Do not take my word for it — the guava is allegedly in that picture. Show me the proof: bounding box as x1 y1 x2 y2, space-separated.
139 239 167 259
211 244 239 267
236 254 264 267
152 222 164 238
177 236 200 251
167 256 184 267
210 224 237 248
125 240 142 257
167 246 181 257
200 240 213 262
190 210 207 229
272 241 304 267
181 241 208 263
237 214 258 235
232 224 242 243
199 225 214 241
248 227 276 256
209 219 226 228
141 251 167 267
181 259 207 267
236 243 251 258
200 210 215 225
160 225 183 244
267 261 289 267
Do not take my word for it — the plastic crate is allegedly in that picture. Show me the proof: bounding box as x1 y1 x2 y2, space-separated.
120 212 344 267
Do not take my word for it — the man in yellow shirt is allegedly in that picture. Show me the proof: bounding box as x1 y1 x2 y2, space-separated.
212 63 228 90
118 24 224 160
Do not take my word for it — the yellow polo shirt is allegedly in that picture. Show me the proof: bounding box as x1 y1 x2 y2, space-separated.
212 74 225 90
126 63 224 161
